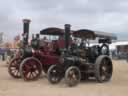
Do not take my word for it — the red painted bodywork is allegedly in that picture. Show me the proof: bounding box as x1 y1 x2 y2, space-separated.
33 49 60 65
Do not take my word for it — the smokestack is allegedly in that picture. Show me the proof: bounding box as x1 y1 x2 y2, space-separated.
64 24 71 50
23 19 31 45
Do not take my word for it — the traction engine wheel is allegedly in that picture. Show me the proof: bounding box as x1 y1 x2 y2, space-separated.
95 55 113 82
65 66 81 87
47 65 63 84
20 57 42 81
8 57 22 78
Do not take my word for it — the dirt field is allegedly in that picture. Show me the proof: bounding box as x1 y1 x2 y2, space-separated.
0 60 128 96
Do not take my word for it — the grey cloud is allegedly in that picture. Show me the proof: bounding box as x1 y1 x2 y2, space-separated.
0 0 128 41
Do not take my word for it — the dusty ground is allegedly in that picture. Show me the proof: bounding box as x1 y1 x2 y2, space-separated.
0 60 128 96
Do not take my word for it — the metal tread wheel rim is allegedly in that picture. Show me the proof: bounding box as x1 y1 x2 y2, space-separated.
95 55 113 82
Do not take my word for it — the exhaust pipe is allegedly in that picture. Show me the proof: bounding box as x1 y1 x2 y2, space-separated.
64 24 71 50
23 19 31 46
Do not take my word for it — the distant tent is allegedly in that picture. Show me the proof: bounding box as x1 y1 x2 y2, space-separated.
110 41 128 50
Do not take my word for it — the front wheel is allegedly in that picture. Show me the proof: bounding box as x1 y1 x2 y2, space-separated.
8 57 22 78
65 66 81 87
20 57 42 81
47 65 63 84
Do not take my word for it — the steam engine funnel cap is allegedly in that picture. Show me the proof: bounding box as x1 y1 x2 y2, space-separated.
23 19 31 23
65 24 71 28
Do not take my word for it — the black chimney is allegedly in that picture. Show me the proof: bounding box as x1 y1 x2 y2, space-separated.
23 19 31 46
64 24 71 50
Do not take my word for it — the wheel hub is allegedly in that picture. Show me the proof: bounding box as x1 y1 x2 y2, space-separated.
69 71 76 80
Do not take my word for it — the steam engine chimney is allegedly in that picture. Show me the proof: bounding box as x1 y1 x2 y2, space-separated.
64 24 71 50
23 19 31 46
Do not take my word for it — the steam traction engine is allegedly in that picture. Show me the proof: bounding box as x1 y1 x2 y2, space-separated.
8 19 32 78
8 19 65 81
47 24 117 86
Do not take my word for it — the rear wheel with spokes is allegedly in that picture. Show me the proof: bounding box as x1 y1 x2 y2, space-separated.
95 55 113 82
20 57 42 81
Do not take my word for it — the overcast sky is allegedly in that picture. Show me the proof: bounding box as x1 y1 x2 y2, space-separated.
0 0 128 41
